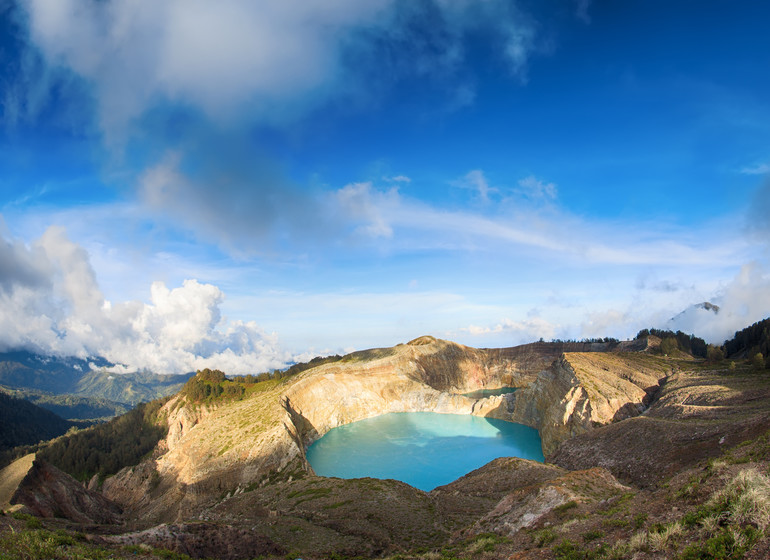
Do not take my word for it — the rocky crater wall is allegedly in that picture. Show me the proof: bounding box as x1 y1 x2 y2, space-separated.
282 340 668 460
101 338 668 524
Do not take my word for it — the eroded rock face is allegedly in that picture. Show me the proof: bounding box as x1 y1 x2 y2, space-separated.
281 338 560 448
502 352 668 456
465 467 631 537
11 458 122 524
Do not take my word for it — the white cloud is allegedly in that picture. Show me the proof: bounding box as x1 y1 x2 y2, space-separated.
574 0 592 24
460 317 559 343
21 0 391 137
517 175 557 200
454 170 496 202
334 182 397 238
20 0 543 140
667 262 770 344
335 180 751 268
0 224 290 374
740 163 770 175
386 175 412 183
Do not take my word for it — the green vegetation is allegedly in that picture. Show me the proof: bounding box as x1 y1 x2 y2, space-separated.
660 336 679 356
181 354 344 405
0 391 74 451
554 500 579 516
723 317 770 359
37 398 169 481
0 386 129 420
533 527 557 547
0 523 199 560
636 328 708 357
707 345 725 363
10 512 43 530
180 369 246 403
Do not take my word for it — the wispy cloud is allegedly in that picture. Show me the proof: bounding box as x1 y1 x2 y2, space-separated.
458 317 559 342
516 175 557 201
453 170 496 202
332 179 752 267
739 163 770 175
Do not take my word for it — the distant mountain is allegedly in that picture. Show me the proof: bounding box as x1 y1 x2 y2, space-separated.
668 301 720 324
665 301 721 339
0 391 75 451
0 350 194 405
73 369 192 405
0 386 129 420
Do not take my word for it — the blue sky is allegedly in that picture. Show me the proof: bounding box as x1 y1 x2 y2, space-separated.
1 0 769 373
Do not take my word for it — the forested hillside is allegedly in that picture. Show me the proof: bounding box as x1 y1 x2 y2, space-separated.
38 398 170 482
0 386 129 420
724 317 770 359
0 392 75 451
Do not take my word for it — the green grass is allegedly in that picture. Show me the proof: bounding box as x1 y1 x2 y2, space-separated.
554 500 579 516
0 528 112 560
286 486 332 503
533 527 557 547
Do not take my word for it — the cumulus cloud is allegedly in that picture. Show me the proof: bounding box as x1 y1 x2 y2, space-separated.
0 224 290 374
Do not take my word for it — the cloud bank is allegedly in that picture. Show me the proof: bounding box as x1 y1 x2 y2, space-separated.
19 0 546 137
0 224 289 374
667 262 770 344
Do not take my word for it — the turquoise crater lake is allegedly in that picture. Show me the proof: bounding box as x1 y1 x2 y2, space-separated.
306 412 544 491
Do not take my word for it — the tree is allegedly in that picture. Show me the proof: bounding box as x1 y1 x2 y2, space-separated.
706 346 724 363
752 352 765 370
660 337 678 356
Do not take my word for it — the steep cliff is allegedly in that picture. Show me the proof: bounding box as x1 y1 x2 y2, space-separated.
501 352 669 456
10 458 122 524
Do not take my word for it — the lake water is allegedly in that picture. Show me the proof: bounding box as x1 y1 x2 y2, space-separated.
306 412 543 491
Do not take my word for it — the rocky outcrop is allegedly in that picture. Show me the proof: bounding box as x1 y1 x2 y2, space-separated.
500 352 669 456
98 523 285 559
466 467 631 537
10 458 122 524
551 368 770 487
0 453 35 511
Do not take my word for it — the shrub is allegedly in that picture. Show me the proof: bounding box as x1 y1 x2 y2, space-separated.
710 468 770 531
533 527 556 547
